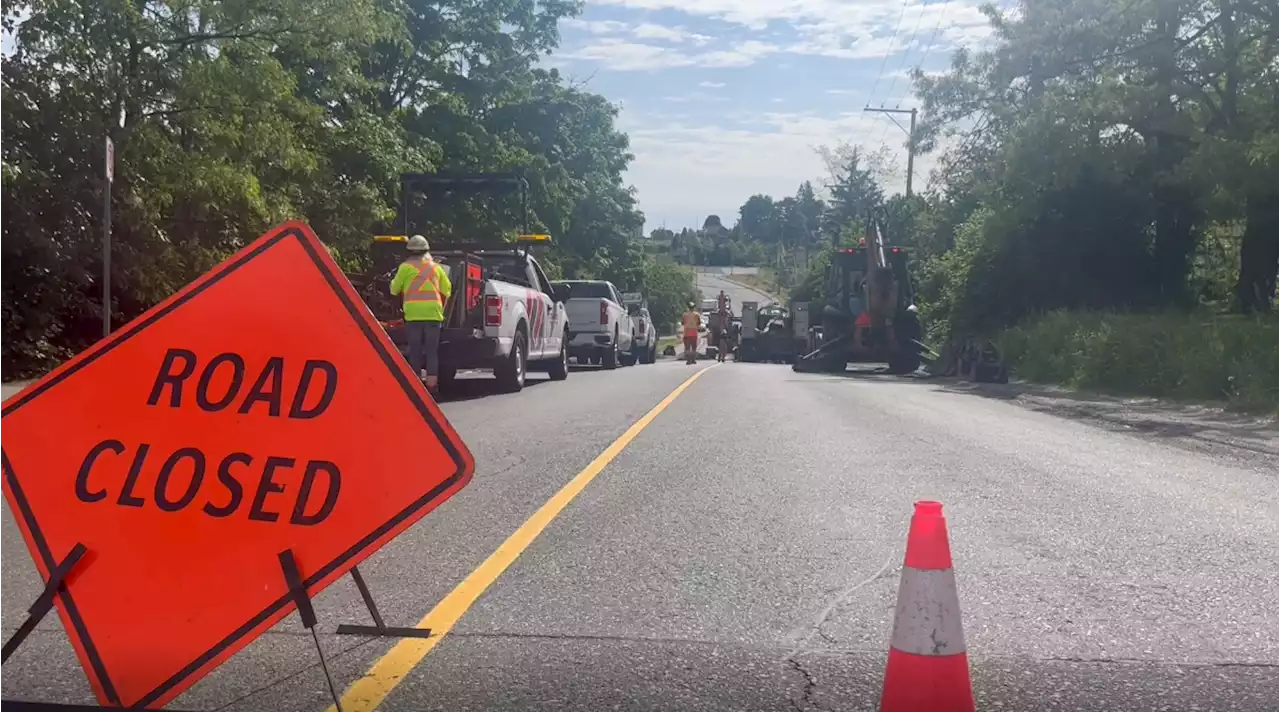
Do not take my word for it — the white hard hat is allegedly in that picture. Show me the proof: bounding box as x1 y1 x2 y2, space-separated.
406 234 429 252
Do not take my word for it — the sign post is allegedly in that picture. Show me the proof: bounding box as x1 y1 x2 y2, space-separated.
103 136 114 338
1 221 475 710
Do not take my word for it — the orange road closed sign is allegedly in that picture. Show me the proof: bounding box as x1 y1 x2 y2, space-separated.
1 222 475 708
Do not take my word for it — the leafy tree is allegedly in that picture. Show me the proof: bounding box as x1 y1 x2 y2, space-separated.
1 0 660 376
642 259 700 331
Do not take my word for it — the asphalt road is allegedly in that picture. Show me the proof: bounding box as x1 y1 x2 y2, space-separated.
696 271 776 311
3 361 1277 712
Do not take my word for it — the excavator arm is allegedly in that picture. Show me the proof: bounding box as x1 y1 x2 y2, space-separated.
863 217 900 326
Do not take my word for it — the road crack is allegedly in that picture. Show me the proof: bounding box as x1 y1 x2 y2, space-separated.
786 657 829 712
781 554 894 663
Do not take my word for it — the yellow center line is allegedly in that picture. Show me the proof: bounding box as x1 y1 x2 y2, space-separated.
328 363 719 712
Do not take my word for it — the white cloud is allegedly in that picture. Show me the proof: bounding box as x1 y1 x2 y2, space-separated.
562 19 714 47
563 0 1002 71
662 92 730 103
554 1 1013 225
561 38 781 71
633 22 714 45
619 108 956 228
562 19 633 35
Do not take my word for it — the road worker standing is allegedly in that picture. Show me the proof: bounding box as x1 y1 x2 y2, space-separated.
681 302 701 365
714 292 731 362
390 235 453 390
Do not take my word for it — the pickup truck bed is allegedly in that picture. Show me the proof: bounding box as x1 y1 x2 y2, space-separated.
351 244 569 392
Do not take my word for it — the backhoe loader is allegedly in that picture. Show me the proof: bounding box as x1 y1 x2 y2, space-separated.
793 217 924 374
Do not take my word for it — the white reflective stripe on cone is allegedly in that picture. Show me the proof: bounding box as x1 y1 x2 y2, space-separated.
888 567 967 656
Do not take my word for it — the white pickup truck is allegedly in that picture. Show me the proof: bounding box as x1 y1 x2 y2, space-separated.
622 292 657 365
553 280 636 369
352 235 570 392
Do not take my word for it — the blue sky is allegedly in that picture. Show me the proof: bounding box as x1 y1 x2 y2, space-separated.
549 0 1010 231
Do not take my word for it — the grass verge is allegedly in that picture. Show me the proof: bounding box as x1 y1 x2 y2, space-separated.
724 269 787 302
997 310 1278 413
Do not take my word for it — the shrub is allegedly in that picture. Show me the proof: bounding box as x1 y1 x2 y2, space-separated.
998 310 1278 412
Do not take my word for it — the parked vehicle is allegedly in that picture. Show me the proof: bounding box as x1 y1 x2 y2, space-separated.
622 292 657 365
354 234 569 392
351 172 570 393
553 280 636 368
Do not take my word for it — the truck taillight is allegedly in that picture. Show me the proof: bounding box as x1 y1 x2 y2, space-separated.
485 295 502 327
600 300 608 325
638 321 646 335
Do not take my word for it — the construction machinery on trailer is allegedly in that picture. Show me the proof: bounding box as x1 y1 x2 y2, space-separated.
349 172 571 393
736 301 809 363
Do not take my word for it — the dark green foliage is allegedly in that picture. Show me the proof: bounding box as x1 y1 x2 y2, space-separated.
1 0 700 376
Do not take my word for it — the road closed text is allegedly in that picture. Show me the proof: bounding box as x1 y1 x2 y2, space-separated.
73 348 343 525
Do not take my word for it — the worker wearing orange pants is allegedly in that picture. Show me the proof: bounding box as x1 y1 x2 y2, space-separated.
681 303 701 365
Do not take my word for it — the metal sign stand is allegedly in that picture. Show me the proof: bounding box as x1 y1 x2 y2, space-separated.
334 565 433 639
0 548 421 712
0 543 198 711
278 550 344 712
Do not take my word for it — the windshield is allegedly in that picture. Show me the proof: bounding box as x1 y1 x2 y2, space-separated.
555 281 614 300
478 253 530 285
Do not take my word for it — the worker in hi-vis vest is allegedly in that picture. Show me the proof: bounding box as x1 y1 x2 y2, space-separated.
390 234 453 390
681 302 701 365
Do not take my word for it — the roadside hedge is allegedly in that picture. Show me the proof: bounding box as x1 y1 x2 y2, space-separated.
998 310 1278 412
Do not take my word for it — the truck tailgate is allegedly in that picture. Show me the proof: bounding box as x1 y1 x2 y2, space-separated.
564 299 609 333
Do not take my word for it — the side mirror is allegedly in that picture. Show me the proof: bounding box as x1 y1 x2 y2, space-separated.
552 284 570 302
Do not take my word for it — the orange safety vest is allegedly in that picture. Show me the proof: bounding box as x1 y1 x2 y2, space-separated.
682 311 701 336
402 259 443 305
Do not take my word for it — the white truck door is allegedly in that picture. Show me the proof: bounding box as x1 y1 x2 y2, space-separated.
527 259 557 358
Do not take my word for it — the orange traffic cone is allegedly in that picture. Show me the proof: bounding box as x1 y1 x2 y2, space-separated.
879 501 975 712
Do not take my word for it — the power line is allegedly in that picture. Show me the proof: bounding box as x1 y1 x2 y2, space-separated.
881 0 933 109
914 0 956 82
866 0 916 105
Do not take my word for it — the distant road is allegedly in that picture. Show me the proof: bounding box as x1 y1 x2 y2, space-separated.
696 271 775 310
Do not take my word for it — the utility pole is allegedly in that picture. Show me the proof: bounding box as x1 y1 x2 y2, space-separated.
863 107 918 197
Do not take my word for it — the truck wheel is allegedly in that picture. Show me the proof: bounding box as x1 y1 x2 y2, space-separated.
548 333 569 381
496 331 527 392
602 338 619 369
648 344 657 364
